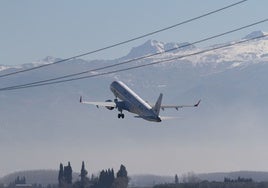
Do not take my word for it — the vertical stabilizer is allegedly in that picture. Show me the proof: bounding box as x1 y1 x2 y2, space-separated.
153 93 163 116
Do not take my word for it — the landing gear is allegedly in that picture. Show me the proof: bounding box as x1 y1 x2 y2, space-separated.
115 98 125 119
118 113 125 119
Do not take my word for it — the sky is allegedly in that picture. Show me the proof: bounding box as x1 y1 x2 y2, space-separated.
1 0 268 179
0 0 268 66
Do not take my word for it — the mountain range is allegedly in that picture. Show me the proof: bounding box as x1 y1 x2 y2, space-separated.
0 31 268 178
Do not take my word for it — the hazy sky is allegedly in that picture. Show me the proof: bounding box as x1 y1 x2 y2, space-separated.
1 0 268 65
1 0 268 179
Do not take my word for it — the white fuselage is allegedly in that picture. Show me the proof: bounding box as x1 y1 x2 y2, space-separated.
110 81 161 122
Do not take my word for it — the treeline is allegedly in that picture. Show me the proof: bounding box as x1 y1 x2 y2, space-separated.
2 176 56 188
58 161 128 188
2 162 128 188
4 176 27 188
153 181 268 188
224 176 253 182
153 174 268 188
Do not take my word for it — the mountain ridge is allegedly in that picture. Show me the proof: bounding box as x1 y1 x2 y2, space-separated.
1 30 267 71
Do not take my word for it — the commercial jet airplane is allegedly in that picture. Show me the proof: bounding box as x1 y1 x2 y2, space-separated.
80 81 200 122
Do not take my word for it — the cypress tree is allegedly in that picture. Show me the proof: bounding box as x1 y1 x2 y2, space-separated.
58 163 64 187
64 162 73 184
175 174 179 184
80 161 88 188
112 165 129 188
116 165 127 178
80 161 88 181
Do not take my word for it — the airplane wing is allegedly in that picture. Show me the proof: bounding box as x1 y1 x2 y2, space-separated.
160 100 201 110
79 96 116 108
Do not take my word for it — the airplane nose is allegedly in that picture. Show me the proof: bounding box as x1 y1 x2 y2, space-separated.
157 117 162 122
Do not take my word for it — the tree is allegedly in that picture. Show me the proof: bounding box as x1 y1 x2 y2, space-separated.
77 161 89 188
112 178 128 188
96 169 115 188
64 162 73 184
14 176 26 184
58 163 64 188
116 165 127 178
181 172 200 183
175 174 179 184
112 165 128 188
80 161 89 188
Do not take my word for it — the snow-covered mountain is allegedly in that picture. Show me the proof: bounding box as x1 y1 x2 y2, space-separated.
2 30 267 76
125 39 195 59
0 31 268 178
243 30 268 40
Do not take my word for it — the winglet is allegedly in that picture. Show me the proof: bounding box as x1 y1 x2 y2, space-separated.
194 100 201 107
80 96 83 103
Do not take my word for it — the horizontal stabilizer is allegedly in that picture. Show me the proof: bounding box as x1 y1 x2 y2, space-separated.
134 115 161 122
79 96 116 107
135 116 180 121
160 99 201 110
160 116 181 120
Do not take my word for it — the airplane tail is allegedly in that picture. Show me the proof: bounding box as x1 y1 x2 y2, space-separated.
152 93 163 116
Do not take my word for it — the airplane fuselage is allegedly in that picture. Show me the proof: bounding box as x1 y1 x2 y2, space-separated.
110 81 161 122
80 80 200 122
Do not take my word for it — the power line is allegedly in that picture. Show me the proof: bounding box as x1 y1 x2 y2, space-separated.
0 0 248 78
1 33 267 92
1 18 267 91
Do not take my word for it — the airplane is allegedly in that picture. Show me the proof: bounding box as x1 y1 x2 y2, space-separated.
80 81 200 122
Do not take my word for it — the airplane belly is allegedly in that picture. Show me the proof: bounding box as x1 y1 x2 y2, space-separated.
110 80 154 116
116 93 150 115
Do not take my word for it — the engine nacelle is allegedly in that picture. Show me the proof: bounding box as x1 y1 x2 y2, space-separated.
105 100 114 110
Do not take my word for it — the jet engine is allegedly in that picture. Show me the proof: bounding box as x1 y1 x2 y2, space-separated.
105 100 114 110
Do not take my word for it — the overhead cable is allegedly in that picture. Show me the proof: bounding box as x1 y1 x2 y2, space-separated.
1 18 266 90
0 0 248 78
